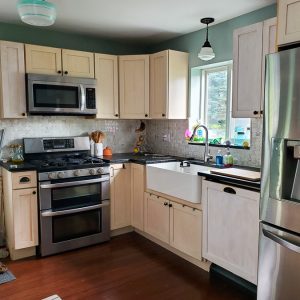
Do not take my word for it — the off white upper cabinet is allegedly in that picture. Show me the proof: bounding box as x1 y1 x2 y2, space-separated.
150 50 188 119
94 53 119 119
25 44 62 75
62 49 94 78
131 163 145 231
202 180 259 284
278 0 300 46
232 18 277 118
119 55 150 119
25 44 94 78
110 164 131 230
0 41 27 119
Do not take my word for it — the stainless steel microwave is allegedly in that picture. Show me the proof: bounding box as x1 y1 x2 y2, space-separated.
26 74 97 115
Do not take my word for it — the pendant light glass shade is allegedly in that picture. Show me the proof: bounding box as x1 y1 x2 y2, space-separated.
17 0 56 26
198 18 215 61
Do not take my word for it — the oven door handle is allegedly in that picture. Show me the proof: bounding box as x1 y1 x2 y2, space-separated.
40 176 109 189
41 201 109 217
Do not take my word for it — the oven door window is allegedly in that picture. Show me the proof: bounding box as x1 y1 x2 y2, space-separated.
33 84 79 108
52 209 102 243
52 183 101 210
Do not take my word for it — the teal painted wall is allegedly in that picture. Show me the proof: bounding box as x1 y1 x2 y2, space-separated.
0 21 145 54
151 4 277 68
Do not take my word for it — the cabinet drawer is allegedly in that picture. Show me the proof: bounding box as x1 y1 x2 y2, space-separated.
12 171 37 190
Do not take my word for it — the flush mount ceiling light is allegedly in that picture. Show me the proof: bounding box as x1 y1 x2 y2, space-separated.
198 17 215 61
17 0 56 26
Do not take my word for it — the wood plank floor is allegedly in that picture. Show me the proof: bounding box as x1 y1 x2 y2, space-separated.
0 233 255 300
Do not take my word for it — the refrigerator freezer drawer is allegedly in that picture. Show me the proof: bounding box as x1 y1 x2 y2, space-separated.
257 222 300 300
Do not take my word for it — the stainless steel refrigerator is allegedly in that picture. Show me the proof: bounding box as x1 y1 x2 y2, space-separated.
258 47 300 299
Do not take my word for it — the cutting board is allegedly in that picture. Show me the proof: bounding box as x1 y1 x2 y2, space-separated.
210 168 261 182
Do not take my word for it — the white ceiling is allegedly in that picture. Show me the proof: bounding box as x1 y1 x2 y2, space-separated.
0 0 276 44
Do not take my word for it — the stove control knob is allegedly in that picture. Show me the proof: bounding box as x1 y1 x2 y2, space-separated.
48 172 56 179
57 172 65 179
73 170 81 176
89 169 96 175
97 168 104 174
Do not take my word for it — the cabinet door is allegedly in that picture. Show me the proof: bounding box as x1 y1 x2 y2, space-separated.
150 50 168 119
25 44 62 75
261 18 277 113
62 49 94 78
170 202 202 260
131 163 145 231
110 164 131 230
232 22 263 118
278 0 300 46
119 55 149 119
144 193 170 243
202 181 259 284
0 41 26 118
13 188 38 250
95 53 119 119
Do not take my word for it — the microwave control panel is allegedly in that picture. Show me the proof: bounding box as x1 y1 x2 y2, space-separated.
86 88 96 109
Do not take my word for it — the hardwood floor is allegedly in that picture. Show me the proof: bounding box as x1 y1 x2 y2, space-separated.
0 233 255 300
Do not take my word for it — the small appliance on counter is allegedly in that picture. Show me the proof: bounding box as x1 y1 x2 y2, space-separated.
23 136 110 257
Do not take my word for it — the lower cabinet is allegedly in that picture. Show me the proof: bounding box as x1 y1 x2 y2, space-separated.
202 180 259 284
131 163 145 231
144 192 203 261
2 169 39 260
110 164 131 230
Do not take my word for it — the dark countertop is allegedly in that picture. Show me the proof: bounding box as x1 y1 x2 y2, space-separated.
101 153 179 165
0 161 37 172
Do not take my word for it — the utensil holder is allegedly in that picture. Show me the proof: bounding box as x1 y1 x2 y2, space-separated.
94 143 103 157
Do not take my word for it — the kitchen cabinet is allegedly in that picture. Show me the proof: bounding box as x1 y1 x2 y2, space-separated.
119 55 150 119
110 164 131 230
278 0 300 46
170 202 202 260
25 44 94 78
131 163 145 231
144 192 203 261
2 169 38 260
0 41 26 119
232 18 277 118
94 53 119 119
144 193 170 243
202 180 259 284
150 50 188 119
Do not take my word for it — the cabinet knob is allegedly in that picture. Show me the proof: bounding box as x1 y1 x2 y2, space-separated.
64 71 68 75
162 113 166 117
115 114 119 117
169 204 173 208
164 202 168 206
253 110 259 115
57 70 62 74
21 113 26 116
145 114 148 118
32 191 37 195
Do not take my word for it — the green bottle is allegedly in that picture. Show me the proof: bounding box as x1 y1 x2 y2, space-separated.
223 148 233 167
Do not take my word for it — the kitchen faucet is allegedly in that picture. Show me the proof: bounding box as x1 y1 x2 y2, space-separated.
189 124 213 163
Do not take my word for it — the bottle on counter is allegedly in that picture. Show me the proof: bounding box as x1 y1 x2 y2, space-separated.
215 150 223 166
223 148 233 167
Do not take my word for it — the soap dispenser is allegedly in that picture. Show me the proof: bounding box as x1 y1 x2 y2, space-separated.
223 148 233 167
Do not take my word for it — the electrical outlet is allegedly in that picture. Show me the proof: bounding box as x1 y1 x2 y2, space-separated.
162 133 171 142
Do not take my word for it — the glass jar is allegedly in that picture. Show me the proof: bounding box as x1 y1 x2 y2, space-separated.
11 144 24 164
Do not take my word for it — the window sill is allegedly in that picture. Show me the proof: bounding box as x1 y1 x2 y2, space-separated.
188 142 250 150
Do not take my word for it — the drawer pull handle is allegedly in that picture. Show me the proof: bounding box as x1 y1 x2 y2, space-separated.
20 177 30 183
223 187 236 194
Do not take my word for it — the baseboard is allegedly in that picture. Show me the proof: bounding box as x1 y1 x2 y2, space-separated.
111 226 134 237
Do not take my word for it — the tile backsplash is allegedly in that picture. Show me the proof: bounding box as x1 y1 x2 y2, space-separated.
145 118 263 168
0 116 141 158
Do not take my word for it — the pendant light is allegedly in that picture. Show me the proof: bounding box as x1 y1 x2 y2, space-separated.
198 18 215 61
17 0 56 26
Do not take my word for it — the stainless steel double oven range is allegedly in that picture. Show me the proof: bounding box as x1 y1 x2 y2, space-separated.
24 136 110 257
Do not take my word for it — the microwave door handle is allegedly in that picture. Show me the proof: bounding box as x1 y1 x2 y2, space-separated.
41 201 110 217
79 84 85 111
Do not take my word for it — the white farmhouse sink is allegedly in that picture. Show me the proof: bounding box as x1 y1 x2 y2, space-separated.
146 162 211 203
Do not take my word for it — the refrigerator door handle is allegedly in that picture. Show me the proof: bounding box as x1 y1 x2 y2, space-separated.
262 228 300 254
